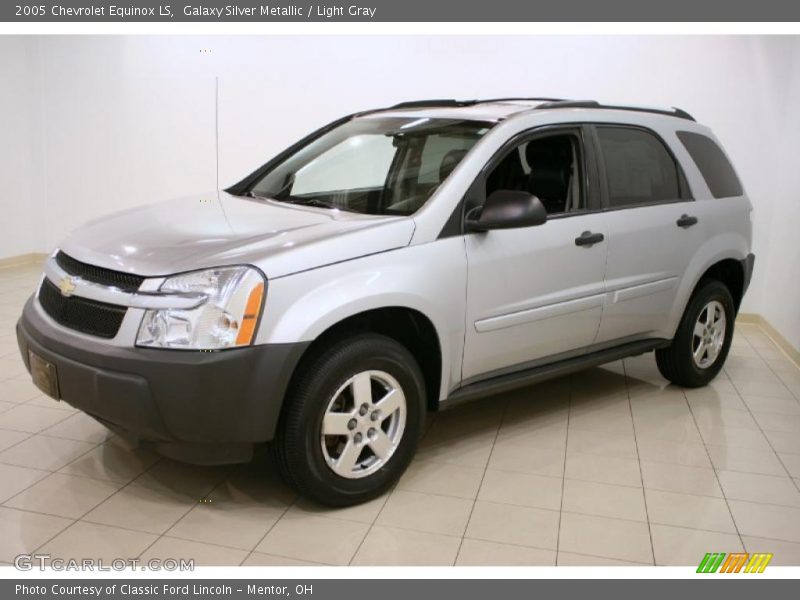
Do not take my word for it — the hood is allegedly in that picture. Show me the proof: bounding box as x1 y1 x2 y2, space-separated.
59 192 416 279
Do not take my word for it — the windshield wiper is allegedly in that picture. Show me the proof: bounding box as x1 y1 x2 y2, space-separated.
279 198 357 212
242 191 356 213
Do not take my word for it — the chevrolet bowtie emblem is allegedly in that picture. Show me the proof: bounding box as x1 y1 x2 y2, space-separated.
58 276 77 297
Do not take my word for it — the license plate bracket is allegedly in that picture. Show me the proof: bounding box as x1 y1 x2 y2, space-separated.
28 350 61 400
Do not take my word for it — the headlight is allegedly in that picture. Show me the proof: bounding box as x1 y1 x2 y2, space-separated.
136 266 265 350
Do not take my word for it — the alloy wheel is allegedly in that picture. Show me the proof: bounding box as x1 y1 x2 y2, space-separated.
320 370 407 479
691 300 727 369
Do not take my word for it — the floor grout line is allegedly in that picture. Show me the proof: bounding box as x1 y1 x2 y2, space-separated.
744 327 800 494
11 494 796 559
129 463 239 562
682 347 750 553
450 397 508 566
8 454 169 559
343 414 444 566
622 359 656 565
238 460 301 566
554 383 571 561
342 483 392 567
27 455 169 556
0 442 106 505
0 431 35 455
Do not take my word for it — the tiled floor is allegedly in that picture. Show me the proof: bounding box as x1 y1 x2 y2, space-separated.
1 262 800 566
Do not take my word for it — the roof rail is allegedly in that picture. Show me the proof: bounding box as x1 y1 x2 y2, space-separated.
390 99 479 109
385 98 695 121
476 97 565 104
535 100 695 121
390 97 563 110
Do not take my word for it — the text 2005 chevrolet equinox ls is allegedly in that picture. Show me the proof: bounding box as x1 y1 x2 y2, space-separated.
17 98 754 505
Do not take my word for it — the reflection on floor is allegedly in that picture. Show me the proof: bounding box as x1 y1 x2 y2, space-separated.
1 262 800 566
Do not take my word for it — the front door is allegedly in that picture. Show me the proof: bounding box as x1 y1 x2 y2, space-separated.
461 127 609 382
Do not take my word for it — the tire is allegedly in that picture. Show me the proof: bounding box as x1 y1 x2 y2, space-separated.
273 333 426 506
656 279 735 388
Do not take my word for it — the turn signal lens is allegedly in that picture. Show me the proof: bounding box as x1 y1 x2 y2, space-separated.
235 282 265 346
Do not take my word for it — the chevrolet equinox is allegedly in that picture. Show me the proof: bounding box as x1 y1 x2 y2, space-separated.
16 98 755 505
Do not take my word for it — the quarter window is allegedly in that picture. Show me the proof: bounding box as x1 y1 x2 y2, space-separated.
596 127 683 208
677 131 743 198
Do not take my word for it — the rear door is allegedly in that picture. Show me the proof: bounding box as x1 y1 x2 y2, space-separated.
590 125 705 343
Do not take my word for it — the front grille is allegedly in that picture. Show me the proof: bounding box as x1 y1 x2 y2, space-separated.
38 278 127 339
56 251 145 292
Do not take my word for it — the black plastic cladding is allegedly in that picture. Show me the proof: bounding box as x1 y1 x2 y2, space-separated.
56 251 145 292
38 278 126 339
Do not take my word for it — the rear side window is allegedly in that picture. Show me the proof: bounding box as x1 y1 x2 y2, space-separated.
596 126 683 208
677 131 743 198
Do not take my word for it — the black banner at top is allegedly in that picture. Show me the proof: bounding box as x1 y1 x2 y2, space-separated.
3 0 800 22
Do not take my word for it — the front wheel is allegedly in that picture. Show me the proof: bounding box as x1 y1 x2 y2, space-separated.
273 333 426 506
656 279 735 387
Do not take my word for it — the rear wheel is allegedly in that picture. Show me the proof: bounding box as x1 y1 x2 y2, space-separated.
273 333 425 506
656 279 735 387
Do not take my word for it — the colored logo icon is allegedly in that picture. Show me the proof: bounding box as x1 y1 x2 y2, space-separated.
697 552 773 573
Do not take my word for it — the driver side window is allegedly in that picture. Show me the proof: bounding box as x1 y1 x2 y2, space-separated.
485 132 584 215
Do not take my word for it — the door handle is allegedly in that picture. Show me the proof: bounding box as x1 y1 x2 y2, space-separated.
574 231 605 247
676 214 698 228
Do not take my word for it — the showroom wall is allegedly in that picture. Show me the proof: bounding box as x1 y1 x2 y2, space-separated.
0 35 797 350
756 37 800 351
0 38 45 258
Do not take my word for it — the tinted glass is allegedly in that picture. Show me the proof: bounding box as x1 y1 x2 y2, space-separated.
485 133 583 215
597 127 682 207
250 117 490 216
677 131 743 198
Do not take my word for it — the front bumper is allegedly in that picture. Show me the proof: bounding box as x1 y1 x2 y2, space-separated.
16 298 308 464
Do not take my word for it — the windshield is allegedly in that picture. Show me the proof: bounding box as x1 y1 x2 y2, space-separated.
248 117 491 216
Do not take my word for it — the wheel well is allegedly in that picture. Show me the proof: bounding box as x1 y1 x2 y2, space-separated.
294 308 443 412
696 259 745 311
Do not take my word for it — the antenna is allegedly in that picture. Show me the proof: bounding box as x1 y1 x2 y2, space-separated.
214 75 220 192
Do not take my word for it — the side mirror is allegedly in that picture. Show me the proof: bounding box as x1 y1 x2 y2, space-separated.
465 190 548 232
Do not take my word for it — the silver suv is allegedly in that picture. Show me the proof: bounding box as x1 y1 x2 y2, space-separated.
16 98 755 505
